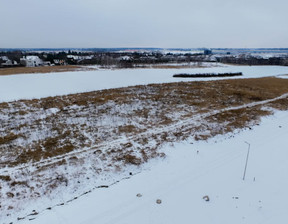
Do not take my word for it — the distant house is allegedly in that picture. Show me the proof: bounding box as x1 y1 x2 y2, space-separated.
20 56 43 67
67 55 93 63
120 56 132 61
0 56 9 61
204 49 212 55
67 55 80 60
42 61 51 66
0 56 14 66
53 59 66 66
206 55 217 62
1 59 13 66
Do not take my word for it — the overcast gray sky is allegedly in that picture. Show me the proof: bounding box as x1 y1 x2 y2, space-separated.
1 0 287 48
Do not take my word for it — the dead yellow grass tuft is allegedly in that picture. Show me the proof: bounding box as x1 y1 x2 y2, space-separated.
0 65 94 76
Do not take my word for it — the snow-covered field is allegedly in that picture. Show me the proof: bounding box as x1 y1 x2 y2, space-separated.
1 64 288 102
1 64 288 224
21 110 288 224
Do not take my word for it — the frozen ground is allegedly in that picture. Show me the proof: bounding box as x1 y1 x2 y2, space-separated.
21 110 288 224
1 65 288 224
0 64 288 102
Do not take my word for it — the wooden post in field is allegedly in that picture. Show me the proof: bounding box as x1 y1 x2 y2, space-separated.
243 141 250 181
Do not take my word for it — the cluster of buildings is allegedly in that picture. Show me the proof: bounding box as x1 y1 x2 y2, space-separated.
0 55 47 67
20 56 50 67
0 54 97 68
0 55 67 67
2 48 286 68
0 56 18 66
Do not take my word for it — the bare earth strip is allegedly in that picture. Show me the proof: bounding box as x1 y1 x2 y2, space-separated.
1 77 288 222
0 65 95 76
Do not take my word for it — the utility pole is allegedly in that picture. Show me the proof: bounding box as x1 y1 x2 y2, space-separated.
243 141 250 181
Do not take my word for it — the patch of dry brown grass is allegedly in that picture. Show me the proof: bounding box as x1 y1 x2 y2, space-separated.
0 132 21 145
1 77 288 172
2 76 288 220
207 106 272 134
0 65 93 76
267 97 288 111
1 77 288 167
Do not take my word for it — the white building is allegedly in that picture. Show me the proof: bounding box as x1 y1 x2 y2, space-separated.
0 56 13 66
20 56 43 67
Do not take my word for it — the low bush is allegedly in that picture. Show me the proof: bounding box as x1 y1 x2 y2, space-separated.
173 72 242 78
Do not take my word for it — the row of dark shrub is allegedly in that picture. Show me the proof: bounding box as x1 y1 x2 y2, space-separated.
173 72 243 78
218 57 288 66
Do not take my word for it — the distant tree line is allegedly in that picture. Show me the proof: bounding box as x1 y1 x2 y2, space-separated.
1 50 288 68
217 56 288 66
1 51 206 68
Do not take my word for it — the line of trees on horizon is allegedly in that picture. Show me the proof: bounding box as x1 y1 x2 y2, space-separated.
1 50 288 68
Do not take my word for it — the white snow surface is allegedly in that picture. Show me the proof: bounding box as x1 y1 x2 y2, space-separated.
1 64 288 102
2 65 288 224
21 110 288 224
